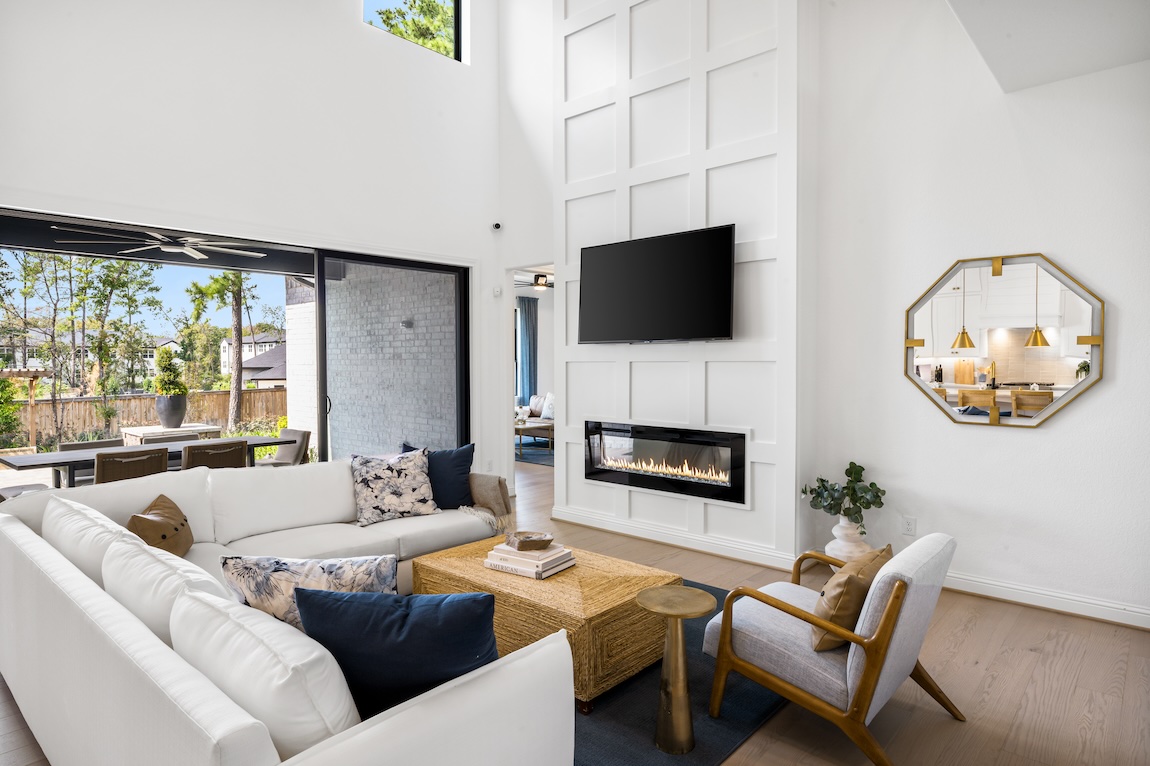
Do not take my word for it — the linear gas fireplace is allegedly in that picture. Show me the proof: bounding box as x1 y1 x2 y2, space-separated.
584 421 746 504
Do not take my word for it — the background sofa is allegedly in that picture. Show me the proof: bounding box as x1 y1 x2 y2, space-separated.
0 461 574 766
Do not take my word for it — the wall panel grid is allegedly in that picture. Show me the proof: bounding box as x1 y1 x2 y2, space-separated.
552 0 796 566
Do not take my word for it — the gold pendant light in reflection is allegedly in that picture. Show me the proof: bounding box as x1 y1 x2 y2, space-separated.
952 270 975 349
1025 263 1050 348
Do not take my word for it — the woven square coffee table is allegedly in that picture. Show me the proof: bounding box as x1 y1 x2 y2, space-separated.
413 536 681 711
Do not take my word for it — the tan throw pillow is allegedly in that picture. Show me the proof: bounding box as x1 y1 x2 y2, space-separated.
127 495 193 556
811 544 893 651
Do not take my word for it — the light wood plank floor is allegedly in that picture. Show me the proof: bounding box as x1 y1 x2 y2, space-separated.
1 463 1145 765
511 462 1150 766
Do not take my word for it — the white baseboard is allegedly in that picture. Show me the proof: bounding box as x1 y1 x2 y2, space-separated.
944 569 1150 629
553 505 1149 628
551 504 796 571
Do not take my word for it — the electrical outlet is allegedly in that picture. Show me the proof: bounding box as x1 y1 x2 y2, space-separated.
485 459 493 472
901 516 917 536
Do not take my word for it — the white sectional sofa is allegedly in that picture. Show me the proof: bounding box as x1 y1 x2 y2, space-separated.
0 461 575 766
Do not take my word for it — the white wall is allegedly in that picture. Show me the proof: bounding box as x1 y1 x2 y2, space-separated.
0 0 515 478
549 0 801 568
815 0 1150 626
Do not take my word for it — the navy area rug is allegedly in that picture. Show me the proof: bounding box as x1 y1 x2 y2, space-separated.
514 439 554 467
574 581 786 766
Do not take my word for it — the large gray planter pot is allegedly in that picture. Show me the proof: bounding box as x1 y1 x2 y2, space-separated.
155 394 188 429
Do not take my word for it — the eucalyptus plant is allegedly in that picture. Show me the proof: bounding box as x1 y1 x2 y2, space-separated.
800 461 886 535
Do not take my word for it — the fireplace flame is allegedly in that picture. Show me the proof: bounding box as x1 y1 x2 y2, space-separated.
598 455 730 486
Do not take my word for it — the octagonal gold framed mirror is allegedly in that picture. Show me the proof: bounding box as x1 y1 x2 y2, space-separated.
904 253 1104 428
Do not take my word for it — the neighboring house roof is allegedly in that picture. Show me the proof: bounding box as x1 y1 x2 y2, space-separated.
241 344 286 372
1 330 172 348
250 363 287 381
223 331 285 346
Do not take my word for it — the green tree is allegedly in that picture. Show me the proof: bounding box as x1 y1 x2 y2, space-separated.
112 320 149 391
188 271 249 430
6 249 42 368
87 260 133 429
29 252 73 445
171 311 226 392
256 305 284 339
374 0 455 57
0 377 22 447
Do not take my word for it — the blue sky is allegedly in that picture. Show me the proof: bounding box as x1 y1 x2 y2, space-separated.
149 266 284 338
362 1 406 25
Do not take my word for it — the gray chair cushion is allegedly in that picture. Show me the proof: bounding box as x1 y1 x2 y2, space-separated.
703 581 849 710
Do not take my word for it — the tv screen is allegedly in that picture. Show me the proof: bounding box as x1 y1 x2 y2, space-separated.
578 224 735 344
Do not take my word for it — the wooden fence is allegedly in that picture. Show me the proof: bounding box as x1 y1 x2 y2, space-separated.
15 389 288 444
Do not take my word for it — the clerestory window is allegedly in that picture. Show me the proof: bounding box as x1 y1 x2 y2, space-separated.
363 1 461 62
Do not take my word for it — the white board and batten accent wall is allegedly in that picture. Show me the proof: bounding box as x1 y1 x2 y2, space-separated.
551 0 800 568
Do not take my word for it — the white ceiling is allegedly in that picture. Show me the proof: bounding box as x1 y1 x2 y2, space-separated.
947 0 1150 92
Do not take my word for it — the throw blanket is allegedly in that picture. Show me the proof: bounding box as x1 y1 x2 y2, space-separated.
459 474 514 533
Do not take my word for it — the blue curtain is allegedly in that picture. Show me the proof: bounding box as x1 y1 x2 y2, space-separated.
516 296 538 406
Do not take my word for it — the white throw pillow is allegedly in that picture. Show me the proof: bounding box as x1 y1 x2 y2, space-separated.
350 450 438 526
221 554 398 630
170 589 361 760
540 392 556 420
102 538 230 645
41 496 142 587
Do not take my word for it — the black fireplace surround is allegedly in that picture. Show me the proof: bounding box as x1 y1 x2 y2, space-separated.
584 421 746 504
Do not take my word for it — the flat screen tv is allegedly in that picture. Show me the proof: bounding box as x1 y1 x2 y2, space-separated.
578 224 735 344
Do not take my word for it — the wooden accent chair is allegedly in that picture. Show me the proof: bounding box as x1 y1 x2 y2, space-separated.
94 448 170 484
704 534 964 766
956 389 996 408
254 429 311 467
1010 389 1054 418
932 387 948 402
54 438 124 487
181 440 249 470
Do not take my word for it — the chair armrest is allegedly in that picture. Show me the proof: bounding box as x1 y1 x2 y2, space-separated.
724 585 866 648
790 551 846 584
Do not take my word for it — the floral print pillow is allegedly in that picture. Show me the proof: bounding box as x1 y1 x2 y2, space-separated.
221 554 398 630
350 450 439 526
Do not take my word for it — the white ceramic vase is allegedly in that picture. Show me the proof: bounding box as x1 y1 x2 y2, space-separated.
825 514 874 564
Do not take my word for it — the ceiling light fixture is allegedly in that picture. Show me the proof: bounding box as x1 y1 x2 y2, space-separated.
1025 263 1050 348
533 274 549 291
951 270 975 349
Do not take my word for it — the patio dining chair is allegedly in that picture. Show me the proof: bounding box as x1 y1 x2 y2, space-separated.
141 432 198 470
704 533 964 766
94 448 170 484
54 437 124 487
182 440 249 469
254 429 311 467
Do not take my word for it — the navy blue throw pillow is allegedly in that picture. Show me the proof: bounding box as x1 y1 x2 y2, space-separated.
296 589 498 718
400 442 475 509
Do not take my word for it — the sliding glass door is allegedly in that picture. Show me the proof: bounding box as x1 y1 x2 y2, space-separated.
316 253 469 460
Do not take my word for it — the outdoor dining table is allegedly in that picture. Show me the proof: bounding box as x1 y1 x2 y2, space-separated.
0 435 297 488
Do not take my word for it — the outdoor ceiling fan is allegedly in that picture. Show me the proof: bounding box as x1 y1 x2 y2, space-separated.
51 225 268 261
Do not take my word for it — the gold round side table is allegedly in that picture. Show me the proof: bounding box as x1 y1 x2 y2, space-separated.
636 584 717 754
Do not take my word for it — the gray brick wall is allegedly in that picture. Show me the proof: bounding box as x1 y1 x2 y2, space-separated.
325 261 458 458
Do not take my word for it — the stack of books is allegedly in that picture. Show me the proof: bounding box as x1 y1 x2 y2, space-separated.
483 542 575 579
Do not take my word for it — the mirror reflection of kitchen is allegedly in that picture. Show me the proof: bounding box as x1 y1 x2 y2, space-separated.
910 262 1092 414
